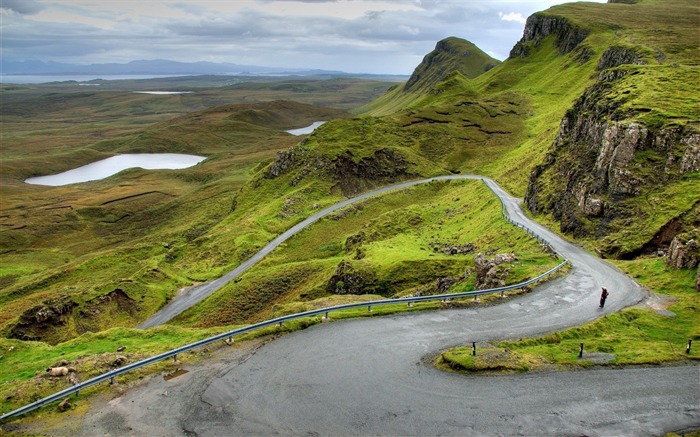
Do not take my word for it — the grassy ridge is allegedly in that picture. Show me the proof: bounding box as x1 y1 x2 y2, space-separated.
172 180 559 327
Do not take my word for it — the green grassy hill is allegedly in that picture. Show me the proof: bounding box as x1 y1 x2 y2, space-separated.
0 0 698 417
164 0 698 331
357 37 500 116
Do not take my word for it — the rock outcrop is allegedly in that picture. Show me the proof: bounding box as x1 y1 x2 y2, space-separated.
473 253 517 290
326 261 381 295
597 46 643 70
667 231 700 269
510 13 589 58
8 298 77 341
330 149 414 195
525 67 700 257
263 145 415 196
7 288 140 344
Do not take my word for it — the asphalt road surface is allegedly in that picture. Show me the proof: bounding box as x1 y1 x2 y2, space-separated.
64 176 699 436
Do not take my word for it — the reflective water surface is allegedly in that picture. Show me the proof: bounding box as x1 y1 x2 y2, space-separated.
285 121 325 136
25 153 206 186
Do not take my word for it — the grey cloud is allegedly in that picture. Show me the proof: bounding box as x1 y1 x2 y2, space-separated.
1 0 44 14
2 0 567 73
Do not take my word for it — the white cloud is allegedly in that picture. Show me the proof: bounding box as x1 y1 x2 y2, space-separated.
398 25 420 36
499 11 526 24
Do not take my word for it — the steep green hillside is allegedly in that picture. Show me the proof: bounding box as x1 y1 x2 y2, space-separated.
175 0 698 330
354 0 700 258
404 38 499 92
183 0 699 331
520 0 700 258
358 37 500 116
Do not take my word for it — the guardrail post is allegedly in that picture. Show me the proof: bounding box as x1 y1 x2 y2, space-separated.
408 301 413 307
472 342 476 356
368 305 372 312
687 339 692 354
278 321 283 327
324 311 329 320
173 354 178 363
579 343 584 358
500 290 504 298
110 376 115 385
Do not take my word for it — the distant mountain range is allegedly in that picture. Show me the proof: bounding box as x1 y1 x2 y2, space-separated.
1 59 392 78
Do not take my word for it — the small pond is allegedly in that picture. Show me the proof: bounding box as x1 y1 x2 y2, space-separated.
285 121 326 136
25 153 206 186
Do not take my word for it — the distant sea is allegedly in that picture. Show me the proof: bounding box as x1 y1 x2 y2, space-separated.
1 74 190 84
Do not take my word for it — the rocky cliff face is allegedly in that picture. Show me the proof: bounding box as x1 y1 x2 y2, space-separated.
597 46 643 70
525 67 700 258
510 13 589 58
264 144 415 196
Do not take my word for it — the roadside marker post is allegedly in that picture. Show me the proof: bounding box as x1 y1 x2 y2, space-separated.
687 339 692 354
472 342 476 356
579 343 584 358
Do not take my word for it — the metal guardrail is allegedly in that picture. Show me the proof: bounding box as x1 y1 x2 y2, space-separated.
0 179 569 422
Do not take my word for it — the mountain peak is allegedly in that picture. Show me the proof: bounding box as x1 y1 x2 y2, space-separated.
403 37 499 93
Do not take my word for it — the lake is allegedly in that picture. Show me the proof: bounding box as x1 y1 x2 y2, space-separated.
25 153 207 186
286 121 326 136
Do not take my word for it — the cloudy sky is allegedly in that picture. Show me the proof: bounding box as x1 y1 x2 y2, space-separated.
1 0 606 74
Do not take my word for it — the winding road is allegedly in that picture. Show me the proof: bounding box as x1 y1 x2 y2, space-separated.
76 176 698 436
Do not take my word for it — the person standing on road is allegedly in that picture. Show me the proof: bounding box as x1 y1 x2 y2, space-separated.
599 287 609 308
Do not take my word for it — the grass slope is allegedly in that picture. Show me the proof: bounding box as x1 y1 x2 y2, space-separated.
357 37 500 117
0 0 698 420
